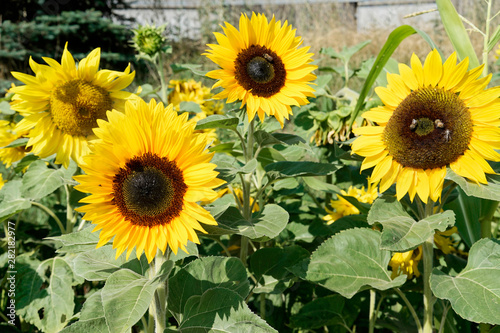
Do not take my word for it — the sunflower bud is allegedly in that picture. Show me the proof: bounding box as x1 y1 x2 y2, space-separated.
131 24 167 58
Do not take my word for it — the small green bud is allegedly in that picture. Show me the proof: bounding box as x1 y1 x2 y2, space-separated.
131 24 167 57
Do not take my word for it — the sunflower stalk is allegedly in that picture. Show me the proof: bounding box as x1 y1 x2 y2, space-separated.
155 54 169 104
482 0 492 76
151 249 168 333
422 200 436 333
480 200 498 239
368 289 376 333
64 184 75 233
240 117 256 266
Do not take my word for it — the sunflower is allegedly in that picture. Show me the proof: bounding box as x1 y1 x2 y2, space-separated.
204 12 317 127
9 43 137 168
74 98 225 262
389 247 422 279
352 49 500 203
0 120 28 167
323 180 378 224
168 79 224 145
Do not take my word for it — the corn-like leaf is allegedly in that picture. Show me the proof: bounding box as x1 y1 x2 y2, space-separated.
436 0 480 68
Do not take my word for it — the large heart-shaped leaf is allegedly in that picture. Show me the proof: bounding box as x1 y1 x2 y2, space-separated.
61 262 173 333
172 287 277 333
368 196 455 251
431 238 500 325
48 226 101 253
207 204 289 240
17 256 75 333
21 160 76 200
167 256 250 323
292 228 406 298
249 246 309 293
72 245 150 281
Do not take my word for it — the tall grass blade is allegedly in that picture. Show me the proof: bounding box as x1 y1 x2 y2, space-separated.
436 0 480 68
350 25 416 129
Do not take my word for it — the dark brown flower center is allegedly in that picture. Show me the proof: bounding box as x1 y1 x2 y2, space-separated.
234 45 286 98
383 87 473 169
112 152 187 227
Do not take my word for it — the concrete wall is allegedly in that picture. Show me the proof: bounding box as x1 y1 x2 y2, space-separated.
116 0 441 40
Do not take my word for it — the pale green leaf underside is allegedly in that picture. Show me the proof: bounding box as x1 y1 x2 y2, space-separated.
168 256 250 323
367 196 455 251
446 169 500 201
177 288 277 333
296 228 406 298
431 238 500 325
207 204 289 240
17 256 75 333
63 269 159 333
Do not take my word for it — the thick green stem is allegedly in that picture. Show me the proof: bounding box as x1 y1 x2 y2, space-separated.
151 250 168 333
478 200 497 333
156 55 168 103
482 0 492 76
480 200 497 239
239 118 255 266
368 289 376 333
260 293 266 320
422 234 436 333
64 185 75 233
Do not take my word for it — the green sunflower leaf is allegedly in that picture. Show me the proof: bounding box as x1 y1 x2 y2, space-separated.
264 161 341 180
291 228 406 298
301 176 341 194
249 245 310 294
170 63 207 76
72 245 150 281
179 101 201 113
47 226 100 254
4 137 28 148
0 180 31 223
62 268 164 333
206 204 289 241
367 196 455 251
195 114 239 130
167 256 250 323
101 269 161 332
16 255 75 333
21 160 68 200
59 290 110 333
0 100 15 115
446 168 500 201
431 238 500 325
289 295 345 329
257 147 286 167
14 154 39 173
170 287 277 333
436 0 480 68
